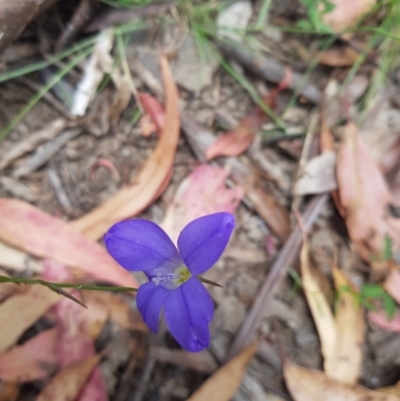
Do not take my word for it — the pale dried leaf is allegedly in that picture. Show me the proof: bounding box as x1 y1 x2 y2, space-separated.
300 240 336 371
0 285 60 352
36 354 101 401
327 267 364 384
284 360 400 401
293 151 337 195
187 340 259 401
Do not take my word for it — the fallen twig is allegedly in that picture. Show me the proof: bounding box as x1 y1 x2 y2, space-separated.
13 128 82 178
217 41 321 104
224 193 328 362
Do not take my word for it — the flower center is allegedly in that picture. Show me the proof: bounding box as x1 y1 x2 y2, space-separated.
151 266 191 288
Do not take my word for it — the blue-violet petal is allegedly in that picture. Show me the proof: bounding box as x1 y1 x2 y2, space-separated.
104 219 182 272
177 213 235 276
164 277 214 352
137 281 170 333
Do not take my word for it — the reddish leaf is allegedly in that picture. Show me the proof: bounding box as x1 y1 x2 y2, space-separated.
162 165 244 243
206 73 291 160
71 54 180 240
89 158 120 182
0 199 138 288
318 46 359 67
0 328 58 382
138 92 165 135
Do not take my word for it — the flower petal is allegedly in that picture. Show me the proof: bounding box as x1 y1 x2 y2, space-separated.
137 281 170 332
104 219 182 272
177 213 235 275
164 277 214 352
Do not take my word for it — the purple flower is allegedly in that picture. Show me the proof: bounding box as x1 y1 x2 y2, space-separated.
104 212 235 352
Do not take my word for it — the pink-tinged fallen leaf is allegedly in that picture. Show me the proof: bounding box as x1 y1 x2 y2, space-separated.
161 165 244 243
284 360 399 401
89 158 120 183
0 285 60 353
336 122 400 263
138 92 165 135
139 114 157 137
36 354 101 401
45 260 108 401
0 328 58 382
318 46 359 67
71 54 180 240
369 311 400 332
0 199 138 288
322 0 377 33
186 340 259 401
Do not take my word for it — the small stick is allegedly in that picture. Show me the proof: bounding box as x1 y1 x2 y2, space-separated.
224 193 328 362
217 41 321 104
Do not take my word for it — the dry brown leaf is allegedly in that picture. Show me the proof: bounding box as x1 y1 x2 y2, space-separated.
284 360 400 401
328 266 364 384
300 239 336 371
186 339 259 401
0 328 58 382
318 46 359 67
82 290 147 332
0 199 138 288
0 285 60 352
377 381 400 397
322 0 377 33
336 122 400 263
36 354 101 401
71 54 180 240
0 381 19 401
